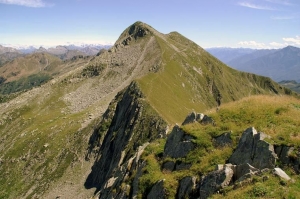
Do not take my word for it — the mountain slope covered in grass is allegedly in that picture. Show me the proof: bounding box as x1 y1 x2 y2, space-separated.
0 21 298 199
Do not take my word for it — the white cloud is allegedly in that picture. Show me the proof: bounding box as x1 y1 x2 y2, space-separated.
271 16 294 20
269 42 287 47
238 2 276 10
238 41 267 49
264 0 293 6
283 36 300 45
0 0 49 7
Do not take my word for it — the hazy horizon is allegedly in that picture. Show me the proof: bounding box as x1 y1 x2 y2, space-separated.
1 0 299 49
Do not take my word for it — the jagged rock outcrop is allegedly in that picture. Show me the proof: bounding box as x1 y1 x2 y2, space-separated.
147 180 167 199
182 112 204 125
182 112 214 126
85 82 167 198
275 145 300 173
198 165 234 199
177 176 197 199
228 127 277 169
163 125 195 158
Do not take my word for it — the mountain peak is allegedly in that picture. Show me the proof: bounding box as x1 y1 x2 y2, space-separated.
283 45 299 51
115 21 158 45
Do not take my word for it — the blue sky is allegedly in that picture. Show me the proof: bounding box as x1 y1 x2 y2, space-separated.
0 0 299 48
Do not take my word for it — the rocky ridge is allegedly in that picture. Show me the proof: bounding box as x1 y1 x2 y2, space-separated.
85 82 168 198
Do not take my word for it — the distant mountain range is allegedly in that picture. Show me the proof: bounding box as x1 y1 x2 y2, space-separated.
278 80 300 93
206 46 300 83
0 44 111 65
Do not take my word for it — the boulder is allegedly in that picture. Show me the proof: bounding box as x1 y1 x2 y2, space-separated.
147 180 167 199
274 168 291 181
200 115 215 125
228 127 277 169
175 161 192 171
161 161 175 172
176 176 196 199
228 127 257 165
275 145 294 165
182 112 204 125
234 163 260 182
163 125 195 158
199 165 233 199
213 132 232 147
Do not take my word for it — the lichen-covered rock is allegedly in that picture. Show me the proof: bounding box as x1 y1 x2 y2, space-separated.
228 127 277 169
163 125 195 158
176 176 196 199
213 132 232 147
199 165 233 199
147 180 167 199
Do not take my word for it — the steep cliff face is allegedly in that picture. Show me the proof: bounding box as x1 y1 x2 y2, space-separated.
85 81 167 198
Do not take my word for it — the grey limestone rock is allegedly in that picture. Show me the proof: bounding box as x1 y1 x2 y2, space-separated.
199 165 233 199
228 127 277 169
163 125 195 158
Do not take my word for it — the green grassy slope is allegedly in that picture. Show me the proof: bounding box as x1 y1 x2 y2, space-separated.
137 29 293 124
138 95 300 198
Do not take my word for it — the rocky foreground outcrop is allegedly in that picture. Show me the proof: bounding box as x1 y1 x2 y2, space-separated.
86 102 299 199
148 113 298 199
228 127 277 169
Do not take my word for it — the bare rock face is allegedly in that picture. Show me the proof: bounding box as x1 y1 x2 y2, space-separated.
84 82 167 198
176 176 197 199
228 127 277 169
163 125 195 158
147 180 167 199
198 165 234 199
